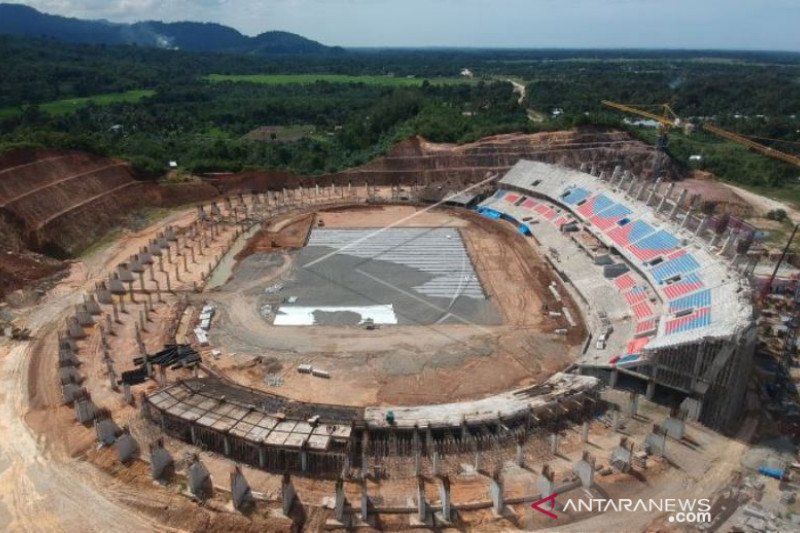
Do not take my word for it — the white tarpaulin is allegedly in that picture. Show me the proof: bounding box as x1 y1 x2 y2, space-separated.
273 305 398 326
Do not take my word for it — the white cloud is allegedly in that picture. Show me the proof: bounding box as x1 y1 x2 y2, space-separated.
6 0 800 50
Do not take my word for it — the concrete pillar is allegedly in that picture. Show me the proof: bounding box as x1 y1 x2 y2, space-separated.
609 368 618 388
645 425 668 456
657 182 675 213
425 425 433 455
334 478 347 524
695 216 708 237
626 175 638 195
489 474 504 516
115 432 138 463
107 362 117 390
360 476 370 523
574 452 595 488
582 421 590 443
670 189 688 219
122 383 133 404
612 408 623 431
187 456 211 498
681 207 695 230
361 429 370 478
537 464 555 499
416 476 429 525
230 465 253 511
281 473 296 516
610 437 633 472
432 451 441 477
438 476 452 524
629 392 639 418
549 432 559 455
149 439 173 480
663 413 686 440
636 180 649 202
721 232 736 257
646 380 656 400
646 177 662 205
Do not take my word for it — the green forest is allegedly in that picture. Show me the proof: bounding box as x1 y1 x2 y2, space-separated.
1 35 799 194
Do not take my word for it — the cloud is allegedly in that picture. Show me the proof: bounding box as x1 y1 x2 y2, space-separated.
7 0 800 50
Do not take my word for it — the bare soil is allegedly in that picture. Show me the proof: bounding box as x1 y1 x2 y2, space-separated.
235 211 315 261
206 205 585 407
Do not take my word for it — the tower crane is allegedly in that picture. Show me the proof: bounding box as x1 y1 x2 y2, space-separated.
601 100 800 170
600 101 682 179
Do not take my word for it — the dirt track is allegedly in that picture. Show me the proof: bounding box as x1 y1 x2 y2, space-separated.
206 205 585 406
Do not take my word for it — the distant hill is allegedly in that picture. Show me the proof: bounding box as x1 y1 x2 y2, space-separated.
0 3 341 55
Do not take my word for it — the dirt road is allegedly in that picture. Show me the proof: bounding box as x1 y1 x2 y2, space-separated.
0 209 198 531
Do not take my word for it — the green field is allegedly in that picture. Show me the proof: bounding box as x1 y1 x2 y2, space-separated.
205 73 473 86
0 89 156 119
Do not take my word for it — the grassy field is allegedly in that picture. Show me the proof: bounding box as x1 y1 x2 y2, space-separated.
205 73 474 86
0 89 155 119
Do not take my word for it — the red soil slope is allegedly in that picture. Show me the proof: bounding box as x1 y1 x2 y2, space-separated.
216 128 679 192
0 149 218 298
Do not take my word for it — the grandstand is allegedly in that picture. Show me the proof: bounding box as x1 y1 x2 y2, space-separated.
478 161 756 429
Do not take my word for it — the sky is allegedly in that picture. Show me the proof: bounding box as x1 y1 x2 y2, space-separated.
9 0 800 51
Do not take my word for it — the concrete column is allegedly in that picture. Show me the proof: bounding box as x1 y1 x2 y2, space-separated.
657 182 675 213
115 432 138 463
230 465 253 511
281 474 295 516
645 425 668 456
609 368 619 388
646 380 656 400
670 189 688 219
438 476 452 523
416 477 429 524
549 432 559 455
582 421 590 443
636 180 649 202
187 456 211 498
149 439 173 481
334 478 347 524
721 232 736 257
646 177 662 205
361 429 369 478
537 465 555 499
695 216 708 237
574 452 595 488
612 408 623 431
122 383 132 404
489 474 504 516
629 392 639 418
360 476 370 523
432 451 441 477
680 207 695 230
626 175 638 195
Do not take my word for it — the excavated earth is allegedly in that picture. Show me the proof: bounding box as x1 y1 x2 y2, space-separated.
0 128 699 300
